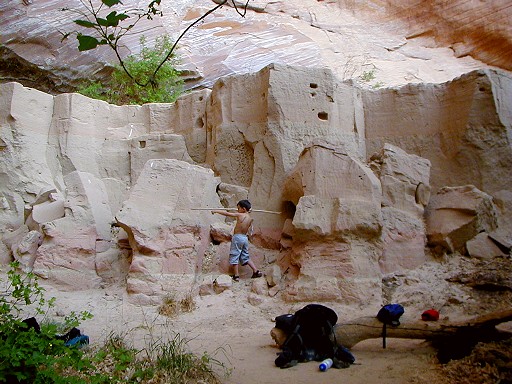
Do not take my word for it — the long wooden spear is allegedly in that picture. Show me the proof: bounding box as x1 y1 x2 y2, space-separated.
191 208 281 214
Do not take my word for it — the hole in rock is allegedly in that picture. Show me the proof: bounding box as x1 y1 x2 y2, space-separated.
318 112 328 121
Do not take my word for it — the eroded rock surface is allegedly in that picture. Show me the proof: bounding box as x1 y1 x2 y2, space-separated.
0 63 511 308
1 0 505 93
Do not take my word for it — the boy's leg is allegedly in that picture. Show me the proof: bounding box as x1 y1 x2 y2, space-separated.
232 263 239 277
246 260 258 273
229 236 242 280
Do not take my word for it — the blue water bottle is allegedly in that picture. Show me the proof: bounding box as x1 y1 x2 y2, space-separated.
319 358 333 371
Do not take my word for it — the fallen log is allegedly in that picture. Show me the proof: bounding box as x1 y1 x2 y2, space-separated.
271 309 512 354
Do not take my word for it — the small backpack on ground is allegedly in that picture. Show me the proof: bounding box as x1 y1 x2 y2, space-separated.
274 304 355 368
376 304 404 349
56 327 90 348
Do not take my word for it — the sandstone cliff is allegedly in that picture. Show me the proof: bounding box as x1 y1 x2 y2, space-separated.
1 64 511 317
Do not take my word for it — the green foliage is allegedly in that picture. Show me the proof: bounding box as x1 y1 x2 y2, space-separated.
78 35 183 105
360 69 376 82
62 0 247 103
62 0 163 52
77 332 225 383
0 262 93 383
0 262 226 383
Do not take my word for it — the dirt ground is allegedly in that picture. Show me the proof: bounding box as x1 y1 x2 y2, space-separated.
38 277 449 384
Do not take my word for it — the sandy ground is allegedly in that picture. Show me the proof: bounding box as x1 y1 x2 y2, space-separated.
39 279 443 384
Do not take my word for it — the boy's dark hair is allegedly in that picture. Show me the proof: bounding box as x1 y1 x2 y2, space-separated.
237 199 251 211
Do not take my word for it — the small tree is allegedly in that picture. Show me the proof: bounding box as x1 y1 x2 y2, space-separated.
62 0 251 103
78 34 183 105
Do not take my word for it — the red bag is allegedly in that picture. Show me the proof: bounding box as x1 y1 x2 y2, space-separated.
421 309 440 321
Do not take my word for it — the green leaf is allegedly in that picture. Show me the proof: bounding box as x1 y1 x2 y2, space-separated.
77 35 100 51
105 11 129 27
74 19 96 28
102 0 123 6
96 17 110 27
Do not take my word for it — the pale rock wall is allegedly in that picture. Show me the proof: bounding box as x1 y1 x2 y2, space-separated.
206 64 365 245
371 144 431 274
363 69 512 196
115 159 222 304
129 133 193 184
0 63 510 307
0 83 55 229
0 81 213 298
169 89 211 163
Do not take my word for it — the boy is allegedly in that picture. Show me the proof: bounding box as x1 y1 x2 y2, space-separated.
212 200 263 282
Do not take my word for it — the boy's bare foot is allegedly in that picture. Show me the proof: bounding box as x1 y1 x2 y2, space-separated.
251 270 263 278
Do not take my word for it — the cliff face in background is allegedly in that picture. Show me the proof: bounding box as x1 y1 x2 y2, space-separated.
337 0 512 71
1 0 511 92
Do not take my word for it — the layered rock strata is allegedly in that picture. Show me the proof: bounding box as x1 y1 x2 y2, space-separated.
0 65 511 307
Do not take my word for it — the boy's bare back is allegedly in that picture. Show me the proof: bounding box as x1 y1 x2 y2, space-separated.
234 212 253 235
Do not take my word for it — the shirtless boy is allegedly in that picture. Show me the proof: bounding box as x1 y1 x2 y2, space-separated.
212 200 263 282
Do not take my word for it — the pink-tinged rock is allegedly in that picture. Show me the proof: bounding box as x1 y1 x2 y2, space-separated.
425 185 498 253
30 199 65 225
364 70 512 196
116 159 222 299
284 241 382 305
33 225 102 290
15 230 43 271
287 143 382 238
210 222 233 244
379 207 427 274
466 232 507 259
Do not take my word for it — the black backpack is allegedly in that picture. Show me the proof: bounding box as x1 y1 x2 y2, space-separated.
275 304 355 368
376 304 404 348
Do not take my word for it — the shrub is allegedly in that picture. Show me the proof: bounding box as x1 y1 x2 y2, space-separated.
0 262 226 383
0 262 93 383
78 35 184 105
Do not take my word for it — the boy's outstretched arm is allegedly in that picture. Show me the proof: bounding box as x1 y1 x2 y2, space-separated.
211 210 239 217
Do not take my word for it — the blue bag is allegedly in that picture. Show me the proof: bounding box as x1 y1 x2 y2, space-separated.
377 304 404 349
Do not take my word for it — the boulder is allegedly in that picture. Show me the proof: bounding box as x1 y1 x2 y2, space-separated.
287 142 382 238
466 232 507 259
371 144 431 273
32 171 113 289
14 230 43 272
425 185 498 253
115 159 222 300
217 183 249 210
210 222 233 244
